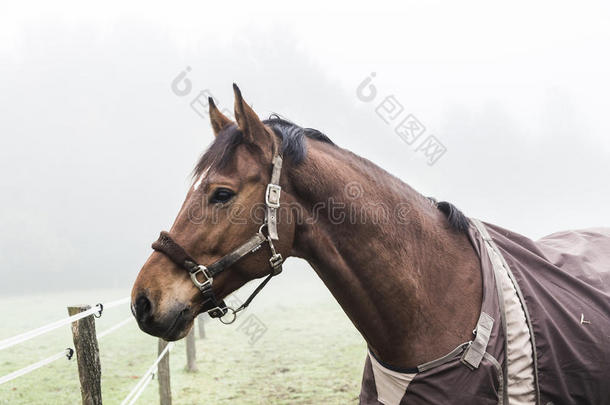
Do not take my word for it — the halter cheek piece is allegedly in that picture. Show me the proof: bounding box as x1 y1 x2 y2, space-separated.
151 155 284 324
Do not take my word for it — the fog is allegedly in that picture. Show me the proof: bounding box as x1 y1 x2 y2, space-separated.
1 1 609 295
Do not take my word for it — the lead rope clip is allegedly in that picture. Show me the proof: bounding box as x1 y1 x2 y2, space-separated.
266 234 283 275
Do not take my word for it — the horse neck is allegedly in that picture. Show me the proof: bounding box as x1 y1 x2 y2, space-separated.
286 140 482 368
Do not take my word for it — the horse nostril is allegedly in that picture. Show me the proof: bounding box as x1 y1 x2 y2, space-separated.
134 293 153 322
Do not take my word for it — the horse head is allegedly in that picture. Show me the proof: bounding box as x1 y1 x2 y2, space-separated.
131 85 296 340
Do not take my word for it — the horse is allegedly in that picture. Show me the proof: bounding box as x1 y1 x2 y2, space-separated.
131 84 610 405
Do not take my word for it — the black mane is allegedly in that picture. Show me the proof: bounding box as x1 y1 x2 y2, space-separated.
429 198 470 233
192 116 333 177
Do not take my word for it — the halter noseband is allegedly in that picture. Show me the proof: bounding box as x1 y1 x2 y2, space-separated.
151 155 284 324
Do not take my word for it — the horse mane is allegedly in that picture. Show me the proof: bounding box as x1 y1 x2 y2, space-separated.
428 198 470 233
192 115 334 177
192 116 468 233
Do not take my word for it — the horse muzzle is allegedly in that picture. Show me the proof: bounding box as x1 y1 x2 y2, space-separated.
131 291 193 341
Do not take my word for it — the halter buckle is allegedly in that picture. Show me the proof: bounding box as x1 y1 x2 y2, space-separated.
190 265 213 291
265 184 281 208
207 305 228 319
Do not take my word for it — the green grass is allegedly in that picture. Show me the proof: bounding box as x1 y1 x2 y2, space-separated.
0 276 366 404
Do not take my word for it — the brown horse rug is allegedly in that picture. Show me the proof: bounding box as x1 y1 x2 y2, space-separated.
360 219 610 405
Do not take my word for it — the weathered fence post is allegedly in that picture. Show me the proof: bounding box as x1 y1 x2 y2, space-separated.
157 339 172 405
67 305 102 405
197 314 206 339
185 328 198 372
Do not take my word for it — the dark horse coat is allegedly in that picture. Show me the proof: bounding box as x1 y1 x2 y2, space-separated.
360 219 610 405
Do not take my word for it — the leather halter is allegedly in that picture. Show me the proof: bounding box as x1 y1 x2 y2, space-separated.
151 155 284 323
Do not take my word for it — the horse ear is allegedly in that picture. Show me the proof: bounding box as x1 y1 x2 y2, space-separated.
233 83 273 148
208 98 233 137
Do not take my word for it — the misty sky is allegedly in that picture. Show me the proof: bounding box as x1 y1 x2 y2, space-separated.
1 1 609 295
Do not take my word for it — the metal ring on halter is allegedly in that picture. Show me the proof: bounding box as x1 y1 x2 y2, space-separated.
218 307 238 325
258 223 269 238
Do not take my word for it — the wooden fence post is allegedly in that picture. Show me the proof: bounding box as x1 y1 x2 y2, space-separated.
67 305 102 405
185 328 198 372
157 339 172 405
197 314 206 339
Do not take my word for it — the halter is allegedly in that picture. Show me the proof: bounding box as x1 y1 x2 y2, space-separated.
151 155 284 324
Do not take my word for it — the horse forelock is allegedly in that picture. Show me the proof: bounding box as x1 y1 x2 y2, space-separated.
191 117 334 180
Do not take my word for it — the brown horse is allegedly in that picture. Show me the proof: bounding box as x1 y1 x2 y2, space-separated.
132 85 610 405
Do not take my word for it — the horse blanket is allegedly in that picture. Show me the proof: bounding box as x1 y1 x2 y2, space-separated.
360 219 610 405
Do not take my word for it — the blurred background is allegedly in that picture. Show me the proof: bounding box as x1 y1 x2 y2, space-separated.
0 1 609 403
1 0 609 294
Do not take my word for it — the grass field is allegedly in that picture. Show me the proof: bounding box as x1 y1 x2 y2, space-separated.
0 272 366 404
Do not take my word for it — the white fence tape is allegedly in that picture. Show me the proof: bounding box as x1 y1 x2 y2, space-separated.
0 296 130 351
120 342 174 405
0 313 134 386
0 306 101 351
0 349 71 385
124 373 154 405
97 317 133 340
101 297 131 311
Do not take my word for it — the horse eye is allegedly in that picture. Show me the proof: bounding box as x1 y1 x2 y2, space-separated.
209 188 235 204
